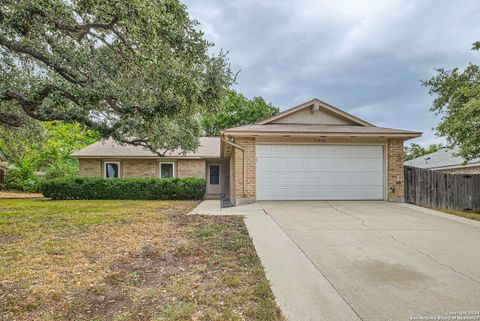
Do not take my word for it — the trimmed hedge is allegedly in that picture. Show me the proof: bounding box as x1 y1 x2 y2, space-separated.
39 177 206 200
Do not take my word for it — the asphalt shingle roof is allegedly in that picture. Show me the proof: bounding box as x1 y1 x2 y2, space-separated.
404 147 480 169
71 137 220 158
224 124 421 136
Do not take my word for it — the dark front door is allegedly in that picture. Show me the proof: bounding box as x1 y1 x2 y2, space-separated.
207 164 221 194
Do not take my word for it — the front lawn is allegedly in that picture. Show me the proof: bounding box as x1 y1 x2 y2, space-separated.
0 199 283 320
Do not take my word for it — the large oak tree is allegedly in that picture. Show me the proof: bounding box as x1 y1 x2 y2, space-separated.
0 0 233 154
423 42 480 161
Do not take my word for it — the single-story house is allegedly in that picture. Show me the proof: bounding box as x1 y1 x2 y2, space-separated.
404 147 480 174
71 98 421 205
0 150 7 183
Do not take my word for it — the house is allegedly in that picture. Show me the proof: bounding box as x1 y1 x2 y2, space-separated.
404 147 480 174
71 98 421 204
0 150 7 183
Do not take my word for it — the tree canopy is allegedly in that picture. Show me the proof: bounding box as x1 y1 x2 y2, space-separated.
0 121 99 190
404 143 443 161
0 0 233 154
202 90 279 136
422 42 480 161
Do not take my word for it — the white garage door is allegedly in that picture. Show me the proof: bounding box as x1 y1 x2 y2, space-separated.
256 144 384 200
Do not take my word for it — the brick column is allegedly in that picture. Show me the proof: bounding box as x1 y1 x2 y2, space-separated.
387 139 405 202
233 137 256 205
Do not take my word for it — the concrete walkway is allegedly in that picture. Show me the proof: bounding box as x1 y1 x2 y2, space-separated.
189 200 361 321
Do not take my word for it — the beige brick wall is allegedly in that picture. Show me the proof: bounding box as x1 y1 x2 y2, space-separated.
232 137 256 204
79 159 207 179
177 159 206 179
123 160 158 178
79 159 101 177
229 148 236 203
387 139 405 202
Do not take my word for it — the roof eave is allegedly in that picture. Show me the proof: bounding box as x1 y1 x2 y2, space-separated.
70 155 220 159
223 131 422 138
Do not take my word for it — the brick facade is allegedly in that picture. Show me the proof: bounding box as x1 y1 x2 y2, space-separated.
229 148 236 203
79 158 206 179
177 159 206 179
232 137 256 205
123 160 158 178
387 139 405 202
79 159 101 177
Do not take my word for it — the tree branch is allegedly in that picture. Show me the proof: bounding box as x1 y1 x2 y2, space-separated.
120 138 167 156
0 112 24 127
0 34 85 85
87 31 128 61
55 17 118 35
3 85 78 121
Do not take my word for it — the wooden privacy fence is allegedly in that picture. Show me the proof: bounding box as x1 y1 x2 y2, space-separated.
404 166 480 213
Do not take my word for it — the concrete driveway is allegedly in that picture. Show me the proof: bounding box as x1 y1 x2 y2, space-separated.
258 201 480 321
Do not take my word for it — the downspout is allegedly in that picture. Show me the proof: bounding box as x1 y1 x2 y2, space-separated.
221 135 246 197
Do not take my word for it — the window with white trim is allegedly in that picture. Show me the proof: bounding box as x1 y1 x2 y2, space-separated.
104 161 120 178
160 162 175 178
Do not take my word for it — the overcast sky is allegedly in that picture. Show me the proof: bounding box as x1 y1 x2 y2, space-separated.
184 0 480 146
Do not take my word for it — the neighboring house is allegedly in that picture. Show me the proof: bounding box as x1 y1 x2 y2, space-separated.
72 98 421 204
404 147 480 174
0 150 7 183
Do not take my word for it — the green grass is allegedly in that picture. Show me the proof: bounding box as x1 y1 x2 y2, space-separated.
435 208 480 221
0 199 283 320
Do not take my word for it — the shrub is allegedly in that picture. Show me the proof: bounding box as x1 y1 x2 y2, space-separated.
39 177 206 200
45 159 79 180
3 158 39 192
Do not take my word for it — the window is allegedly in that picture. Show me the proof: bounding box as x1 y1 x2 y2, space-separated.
104 162 120 178
160 162 175 178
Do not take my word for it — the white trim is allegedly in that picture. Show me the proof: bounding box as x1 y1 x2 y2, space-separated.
159 162 176 178
206 163 222 194
103 161 121 178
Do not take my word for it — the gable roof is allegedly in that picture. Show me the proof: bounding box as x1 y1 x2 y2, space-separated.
404 147 480 170
224 98 421 138
257 98 373 126
71 137 220 159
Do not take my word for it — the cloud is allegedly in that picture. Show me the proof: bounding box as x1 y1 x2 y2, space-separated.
184 0 480 146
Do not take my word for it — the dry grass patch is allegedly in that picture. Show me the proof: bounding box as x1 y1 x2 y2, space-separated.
0 191 44 199
0 199 283 320
435 208 480 221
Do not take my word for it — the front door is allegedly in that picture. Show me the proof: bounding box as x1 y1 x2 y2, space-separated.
207 164 221 194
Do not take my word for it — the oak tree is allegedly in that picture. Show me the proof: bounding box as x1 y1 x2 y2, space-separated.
0 0 233 154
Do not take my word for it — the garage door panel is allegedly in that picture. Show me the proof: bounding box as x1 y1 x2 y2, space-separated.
257 186 384 200
257 173 383 187
256 144 384 200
